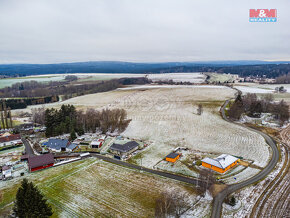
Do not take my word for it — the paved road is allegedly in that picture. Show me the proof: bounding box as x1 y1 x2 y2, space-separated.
22 137 35 156
90 153 205 187
211 100 279 218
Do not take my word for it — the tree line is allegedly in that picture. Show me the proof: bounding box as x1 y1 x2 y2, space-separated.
275 73 290 84
228 93 289 124
42 105 131 138
2 96 59 110
0 77 150 100
148 64 290 79
0 101 13 129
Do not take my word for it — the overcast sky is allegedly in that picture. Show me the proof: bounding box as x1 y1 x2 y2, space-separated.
0 0 289 64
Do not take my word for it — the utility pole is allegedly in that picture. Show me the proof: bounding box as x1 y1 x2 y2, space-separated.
140 157 142 172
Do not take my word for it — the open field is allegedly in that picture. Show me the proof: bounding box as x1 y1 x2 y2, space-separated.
147 73 206 83
0 73 147 88
206 73 238 83
0 75 66 88
0 158 203 217
234 83 290 105
17 85 269 167
11 85 270 183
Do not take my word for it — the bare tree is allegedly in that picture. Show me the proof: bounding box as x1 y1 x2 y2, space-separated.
155 191 191 218
31 107 46 125
197 104 203 115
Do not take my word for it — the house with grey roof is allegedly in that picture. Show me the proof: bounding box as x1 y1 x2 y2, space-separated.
46 139 69 152
201 154 240 173
109 141 139 157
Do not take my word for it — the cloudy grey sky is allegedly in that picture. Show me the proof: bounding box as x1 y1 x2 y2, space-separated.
0 0 289 63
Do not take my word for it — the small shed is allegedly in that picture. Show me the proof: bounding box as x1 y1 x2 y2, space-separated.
165 153 180 163
67 143 78 152
90 140 103 149
2 166 12 180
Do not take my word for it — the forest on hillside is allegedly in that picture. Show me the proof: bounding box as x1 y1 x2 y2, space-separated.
0 62 289 79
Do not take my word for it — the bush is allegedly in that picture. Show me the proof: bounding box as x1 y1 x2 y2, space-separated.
196 160 202 166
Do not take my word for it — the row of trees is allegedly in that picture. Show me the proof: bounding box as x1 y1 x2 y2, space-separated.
2 96 59 110
0 101 13 129
275 73 290 84
0 77 150 99
43 105 131 137
228 93 289 124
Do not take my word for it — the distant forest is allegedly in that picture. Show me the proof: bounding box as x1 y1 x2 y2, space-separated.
0 61 289 79
0 77 150 109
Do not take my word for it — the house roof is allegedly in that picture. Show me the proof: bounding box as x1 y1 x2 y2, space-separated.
67 143 78 150
0 134 21 143
91 140 102 145
28 153 54 169
21 154 30 160
2 165 11 171
47 139 68 150
202 154 238 169
166 152 180 159
110 141 139 153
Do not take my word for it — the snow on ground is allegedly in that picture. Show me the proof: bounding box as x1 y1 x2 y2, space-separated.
0 146 24 165
47 85 270 170
222 168 260 184
234 83 290 94
118 84 230 90
0 158 206 217
222 145 286 218
155 160 199 178
234 86 274 94
12 85 270 177
147 73 206 83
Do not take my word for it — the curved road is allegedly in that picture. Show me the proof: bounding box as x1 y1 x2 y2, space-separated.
211 100 279 218
22 137 35 156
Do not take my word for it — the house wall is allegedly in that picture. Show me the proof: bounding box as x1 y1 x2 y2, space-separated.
110 146 138 157
30 163 54 172
166 155 180 163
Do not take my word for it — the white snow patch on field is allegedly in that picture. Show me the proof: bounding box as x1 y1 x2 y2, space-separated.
147 73 206 83
13 86 270 171
234 84 290 94
234 86 274 94
118 84 231 90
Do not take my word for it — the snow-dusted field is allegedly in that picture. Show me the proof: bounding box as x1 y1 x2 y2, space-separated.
35 85 270 171
147 72 206 83
234 83 290 94
12 85 270 181
17 85 270 170
234 86 274 94
0 158 206 217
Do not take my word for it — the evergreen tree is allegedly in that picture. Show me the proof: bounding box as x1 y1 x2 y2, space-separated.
70 129 77 141
13 179 53 218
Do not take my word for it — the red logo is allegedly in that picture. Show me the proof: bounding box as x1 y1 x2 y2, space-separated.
249 9 277 22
